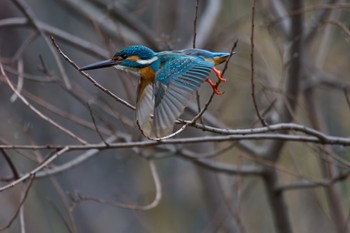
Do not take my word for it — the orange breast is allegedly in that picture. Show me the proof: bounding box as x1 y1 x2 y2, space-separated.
137 67 156 102
139 67 156 83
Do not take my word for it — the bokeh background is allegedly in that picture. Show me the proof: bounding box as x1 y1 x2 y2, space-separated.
1 0 350 233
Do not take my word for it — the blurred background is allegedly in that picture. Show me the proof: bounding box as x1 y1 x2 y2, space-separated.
1 0 350 232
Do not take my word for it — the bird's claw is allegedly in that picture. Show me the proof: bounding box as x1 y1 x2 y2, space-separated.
213 67 226 82
206 79 223 95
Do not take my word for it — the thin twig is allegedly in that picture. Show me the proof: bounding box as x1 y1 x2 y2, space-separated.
0 17 108 58
70 160 161 210
0 147 69 192
0 63 88 144
303 0 338 44
193 0 204 125
1 149 20 179
250 0 267 126
11 0 71 89
90 0 159 49
276 170 350 191
47 199 74 233
21 89 112 135
323 19 350 38
185 0 222 48
344 88 350 111
268 3 350 36
87 102 108 145
4 32 37 64
50 36 136 111
180 149 264 175
193 0 200 48
48 177 77 233
34 134 121 178
10 59 24 102
19 203 26 233
0 175 35 231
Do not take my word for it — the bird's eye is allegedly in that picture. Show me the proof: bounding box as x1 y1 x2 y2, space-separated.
120 54 127 59
113 54 127 61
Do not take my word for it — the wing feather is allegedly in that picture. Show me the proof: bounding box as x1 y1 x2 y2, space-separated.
135 82 154 135
151 56 213 137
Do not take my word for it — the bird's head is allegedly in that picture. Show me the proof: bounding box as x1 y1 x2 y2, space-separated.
79 45 159 71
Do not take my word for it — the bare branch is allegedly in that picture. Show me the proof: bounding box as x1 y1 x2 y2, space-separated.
323 19 350 38
192 0 200 48
87 102 108 145
1 131 350 152
250 0 267 126
1 149 19 180
11 0 71 89
276 170 350 192
0 175 34 231
180 149 265 176
70 160 161 210
9 59 24 102
0 17 108 58
185 0 222 48
50 36 136 111
35 134 121 178
0 63 88 144
59 0 159 50
0 147 69 192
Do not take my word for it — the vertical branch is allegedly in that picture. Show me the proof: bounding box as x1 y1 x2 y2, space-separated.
19 204 26 233
282 1 303 123
303 8 347 233
193 0 203 123
1 149 20 179
250 0 267 126
260 1 304 233
186 0 221 48
344 88 350 110
263 170 292 233
193 0 200 48
265 0 304 161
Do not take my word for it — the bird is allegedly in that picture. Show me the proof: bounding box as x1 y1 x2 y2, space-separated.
79 45 234 138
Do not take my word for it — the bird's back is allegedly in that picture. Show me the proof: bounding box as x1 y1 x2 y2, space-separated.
173 48 230 66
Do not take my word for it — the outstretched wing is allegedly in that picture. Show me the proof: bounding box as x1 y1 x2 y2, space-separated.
152 55 213 137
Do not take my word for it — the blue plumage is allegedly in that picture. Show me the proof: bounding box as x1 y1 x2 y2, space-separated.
113 45 156 60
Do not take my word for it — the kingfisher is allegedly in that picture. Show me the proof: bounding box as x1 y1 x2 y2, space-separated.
79 45 234 137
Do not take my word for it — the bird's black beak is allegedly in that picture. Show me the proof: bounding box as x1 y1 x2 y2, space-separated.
79 59 118 71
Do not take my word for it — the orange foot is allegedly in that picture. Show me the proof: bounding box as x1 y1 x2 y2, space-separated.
206 79 223 95
213 67 226 82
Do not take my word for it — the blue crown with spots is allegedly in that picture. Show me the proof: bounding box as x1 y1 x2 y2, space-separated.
114 45 156 59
